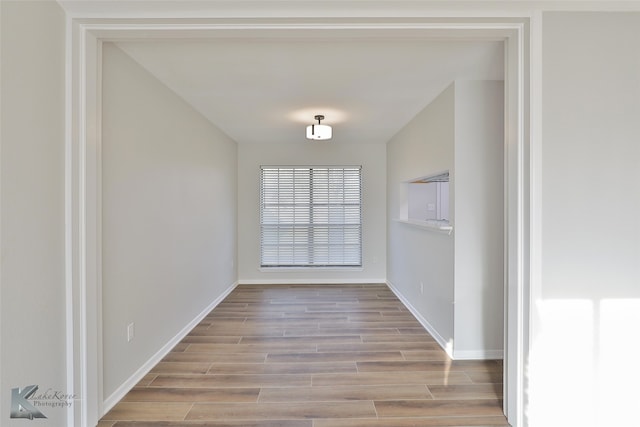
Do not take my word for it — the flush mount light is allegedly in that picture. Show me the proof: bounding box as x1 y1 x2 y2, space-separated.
306 115 332 141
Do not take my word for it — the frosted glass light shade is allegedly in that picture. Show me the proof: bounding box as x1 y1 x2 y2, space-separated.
306 124 332 140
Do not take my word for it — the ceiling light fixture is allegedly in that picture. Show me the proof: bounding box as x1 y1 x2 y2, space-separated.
306 115 332 141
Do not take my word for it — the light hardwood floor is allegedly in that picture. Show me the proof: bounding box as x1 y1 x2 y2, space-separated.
99 284 509 427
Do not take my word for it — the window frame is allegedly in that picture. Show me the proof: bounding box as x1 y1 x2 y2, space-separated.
259 165 363 268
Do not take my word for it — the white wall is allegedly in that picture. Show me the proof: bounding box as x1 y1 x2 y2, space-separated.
387 81 504 358
237 141 386 283
453 80 504 358
101 43 238 402
527 12 640 427
387 84 456 346
0 1 67 425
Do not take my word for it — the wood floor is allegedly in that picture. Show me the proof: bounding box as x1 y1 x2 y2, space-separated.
99 284 509 427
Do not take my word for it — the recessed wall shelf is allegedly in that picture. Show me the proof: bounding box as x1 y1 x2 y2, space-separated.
394 218 453 234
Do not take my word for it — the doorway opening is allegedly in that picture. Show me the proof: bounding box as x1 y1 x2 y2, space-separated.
68 18 530 427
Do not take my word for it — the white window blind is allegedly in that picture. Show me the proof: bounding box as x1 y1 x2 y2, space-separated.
260 166 362 267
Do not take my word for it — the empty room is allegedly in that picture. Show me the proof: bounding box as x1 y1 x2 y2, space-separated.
2 2 639 427
97 33 506 426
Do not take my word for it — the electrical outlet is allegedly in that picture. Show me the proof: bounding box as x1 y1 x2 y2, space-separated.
127 323 135 342
420 281 424 294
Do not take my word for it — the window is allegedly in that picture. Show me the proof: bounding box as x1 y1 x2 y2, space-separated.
260 166 362 267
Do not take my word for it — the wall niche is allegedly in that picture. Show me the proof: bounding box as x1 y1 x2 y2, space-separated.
408 171 450 222
399 171 452 233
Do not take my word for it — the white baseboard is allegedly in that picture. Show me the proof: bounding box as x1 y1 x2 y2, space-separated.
102 281 238 414
238 279 387 285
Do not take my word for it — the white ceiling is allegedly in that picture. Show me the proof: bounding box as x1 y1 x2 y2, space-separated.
115 38 503 145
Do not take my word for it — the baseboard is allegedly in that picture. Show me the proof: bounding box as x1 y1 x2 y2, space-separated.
385 280 454 359
238 279 387 285
102 280 238 414
386 281 504 361
453 349 504 360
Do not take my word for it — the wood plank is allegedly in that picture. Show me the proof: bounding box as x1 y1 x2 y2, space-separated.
122 387 260 402
101 402 191 421
239 335 362 345
360 334 435 343
284 328 400 336
313 416 510 426
317 342 442 352
374 399 505 417
319 321 421 329
428 384 503 400
266 351 404 363
466 370 504 384
149 362 211 375
149 374 311 388
180 335 247 344
401 350 452 361
204 326 286 337
357 360 503 373
207 361 357 375
258 385 431 402
162 352 267 364
110 421 312 427
184 343 318 354
312 371 473 387
185 401 377 421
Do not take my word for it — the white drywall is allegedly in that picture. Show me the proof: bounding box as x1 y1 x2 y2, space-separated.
387 81 504 358
387 84 456 347
453 80 504 358
0 1 67 425
237 141 386 283
101 43 238 401
527 12 640 427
